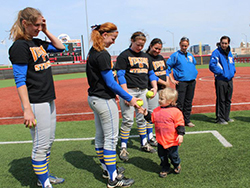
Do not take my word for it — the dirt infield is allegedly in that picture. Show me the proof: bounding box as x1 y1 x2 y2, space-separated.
1 67 250 125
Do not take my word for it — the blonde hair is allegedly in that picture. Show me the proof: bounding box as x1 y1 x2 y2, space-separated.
9 7 42 41
159 87 178 106
90 22 118 51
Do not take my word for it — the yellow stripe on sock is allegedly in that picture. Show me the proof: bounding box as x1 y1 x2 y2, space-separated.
32 163 48 168
103 154 116 158
33 166 47 171
34 169 48 175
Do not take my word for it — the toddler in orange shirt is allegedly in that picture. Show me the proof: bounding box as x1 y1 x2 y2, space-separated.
139 87 185 178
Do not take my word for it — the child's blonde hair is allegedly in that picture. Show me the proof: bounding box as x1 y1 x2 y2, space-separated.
159 87 178 106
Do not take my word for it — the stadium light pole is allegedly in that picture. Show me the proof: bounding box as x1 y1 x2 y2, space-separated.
166 30 175 51
85 0 90 51
242 33 248 48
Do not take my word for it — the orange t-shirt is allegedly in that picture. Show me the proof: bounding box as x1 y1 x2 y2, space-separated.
152 106 184 149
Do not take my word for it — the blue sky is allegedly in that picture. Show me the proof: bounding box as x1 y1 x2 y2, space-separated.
0 0 250 65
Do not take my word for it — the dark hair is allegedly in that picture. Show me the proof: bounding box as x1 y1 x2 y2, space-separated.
220 36 230 43
180 37 189 43
216 36 230 47
146 38 163 53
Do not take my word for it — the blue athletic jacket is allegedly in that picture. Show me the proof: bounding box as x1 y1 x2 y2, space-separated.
167 50 198 81
209 46 236 81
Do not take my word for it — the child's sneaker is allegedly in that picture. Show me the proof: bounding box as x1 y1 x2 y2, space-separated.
159 171 168 178
103 166 125 179
107 174 134 188
174 165 181 174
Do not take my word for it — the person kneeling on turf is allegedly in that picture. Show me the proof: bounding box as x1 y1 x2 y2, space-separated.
138 87 185 178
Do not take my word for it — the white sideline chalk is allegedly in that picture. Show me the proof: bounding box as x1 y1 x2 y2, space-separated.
0 130 232 147
1 102 250 120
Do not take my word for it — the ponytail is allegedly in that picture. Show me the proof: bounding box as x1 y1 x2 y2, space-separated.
9 7 42 41
90 22 118 51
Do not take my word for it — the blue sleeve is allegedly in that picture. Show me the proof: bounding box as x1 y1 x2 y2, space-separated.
101 70 132 102
209 51 223 75
165 69 169 76
117 70 127 85
47 43 64 53
166 55 175 74
12 64 28 88
193 55 197 65
148 70 158 82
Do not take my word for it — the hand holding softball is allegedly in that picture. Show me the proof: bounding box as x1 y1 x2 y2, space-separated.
129 97 141 108
23 108 37 128
148 88 157 98
146 90 154 98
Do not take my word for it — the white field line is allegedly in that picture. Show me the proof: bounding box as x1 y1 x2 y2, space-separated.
0 130 232 147
1 101 250 120
186 130 232 147
199 75 250 82
193 102 250 108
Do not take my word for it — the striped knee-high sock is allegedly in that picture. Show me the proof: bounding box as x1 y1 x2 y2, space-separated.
46 152 50 173
138 126 147 146
146 122 154 140
95 148 107 171
32 159 51 188
103 149 117 181
120 129 130 148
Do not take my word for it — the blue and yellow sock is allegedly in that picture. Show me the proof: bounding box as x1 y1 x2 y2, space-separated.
32 159 51 188
103 149 117 181
46 152 50 173
120 129 130 148
146 122 154 140
138 126 147 145
95 148 107 171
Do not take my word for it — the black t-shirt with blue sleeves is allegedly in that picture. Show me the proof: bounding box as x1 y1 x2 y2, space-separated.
86 47 116 99
146 53 168 90
9 38 55 103
115 48 153 89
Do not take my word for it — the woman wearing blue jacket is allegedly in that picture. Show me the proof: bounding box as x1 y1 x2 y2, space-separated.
167 37 198 127
209 36 236 125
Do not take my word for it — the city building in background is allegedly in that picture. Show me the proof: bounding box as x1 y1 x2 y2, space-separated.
189 44 211 55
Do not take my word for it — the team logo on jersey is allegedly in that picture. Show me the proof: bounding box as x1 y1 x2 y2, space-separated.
152 60 166 76
229 57 233 64
34 61 51 71
188 56 193 62
30 45 51 71
152 60 165 71
128 57 148 74
30 45 48 62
